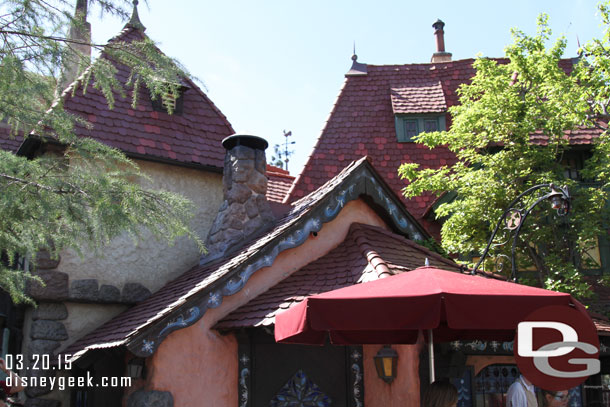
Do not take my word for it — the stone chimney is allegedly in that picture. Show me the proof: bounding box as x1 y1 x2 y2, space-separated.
201 135 276 265
59 0 91 91
431 19 452 63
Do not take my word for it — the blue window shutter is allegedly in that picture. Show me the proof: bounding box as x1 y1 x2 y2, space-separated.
439 115 446 131
395 116 406 142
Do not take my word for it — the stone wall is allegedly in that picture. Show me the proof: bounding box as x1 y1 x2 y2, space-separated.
21 159 223 405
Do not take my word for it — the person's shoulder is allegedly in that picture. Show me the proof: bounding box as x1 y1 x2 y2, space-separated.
507 381 524 398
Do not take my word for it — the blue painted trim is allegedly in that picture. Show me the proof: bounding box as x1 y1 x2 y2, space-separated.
128 165 425 357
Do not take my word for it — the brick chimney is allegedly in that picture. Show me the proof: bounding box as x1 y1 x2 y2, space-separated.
59 0 91 92
201 135 276 265
431 19 452 63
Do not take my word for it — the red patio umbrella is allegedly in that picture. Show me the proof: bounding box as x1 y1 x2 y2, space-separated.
274 266 589 382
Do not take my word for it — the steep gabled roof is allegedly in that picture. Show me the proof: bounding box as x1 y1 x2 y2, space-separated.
216 223 460 330
19 25 234 170
0 126 22 153
287 57 601 236
287 60 477 233
63 157 430 361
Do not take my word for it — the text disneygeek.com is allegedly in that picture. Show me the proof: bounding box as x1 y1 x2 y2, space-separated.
4 354 132 390
6 373 132 391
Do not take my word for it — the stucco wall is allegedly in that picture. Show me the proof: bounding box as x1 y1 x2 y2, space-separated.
146 199 422 406
60 303 128 351
364 343 422 407
59 159 222 291
22 160 222 406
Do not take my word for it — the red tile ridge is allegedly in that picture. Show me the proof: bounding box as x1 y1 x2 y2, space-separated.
364 57 481 69
360 223 459 271
267 164 290 175
350 223 393 279
267 168 295 181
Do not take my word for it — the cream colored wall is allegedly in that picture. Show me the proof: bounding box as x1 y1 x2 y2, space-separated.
147 199 421 407
60 303 128 351
59 160 222 291
21 160 222 405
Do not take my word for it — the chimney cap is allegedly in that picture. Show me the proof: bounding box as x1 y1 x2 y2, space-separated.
432 19 445 31
222 134 268 151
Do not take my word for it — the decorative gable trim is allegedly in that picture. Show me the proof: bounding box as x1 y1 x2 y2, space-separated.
65 158 428 362
126 161 427 357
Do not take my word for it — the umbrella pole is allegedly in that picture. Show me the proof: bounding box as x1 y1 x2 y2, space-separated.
428 329 435 384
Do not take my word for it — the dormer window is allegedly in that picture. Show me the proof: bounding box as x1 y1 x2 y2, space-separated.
150 80 190 115
151 91 184 115
560 149 591 181
395 115 446 142
390 81 447 142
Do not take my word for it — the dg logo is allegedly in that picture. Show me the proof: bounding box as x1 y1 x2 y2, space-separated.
514 305 600 391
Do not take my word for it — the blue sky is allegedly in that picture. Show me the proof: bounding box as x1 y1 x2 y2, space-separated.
90 0 603 176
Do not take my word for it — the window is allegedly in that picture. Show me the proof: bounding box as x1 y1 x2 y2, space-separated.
149 81 190 115
561 151 587 180
151 91 184 115
395 115 446 142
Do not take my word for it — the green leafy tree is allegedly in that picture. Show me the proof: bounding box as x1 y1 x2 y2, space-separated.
399 13 610 299
0 0 203 303
270 144 285 169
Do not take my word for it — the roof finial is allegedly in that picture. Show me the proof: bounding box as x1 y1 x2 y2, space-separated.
346 41 367 76
126 0 146 32
425 258 430 267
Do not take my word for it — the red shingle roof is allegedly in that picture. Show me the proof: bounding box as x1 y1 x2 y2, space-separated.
215 223 460 330
0 126 22 153
54 26 234 170
530 125 605 146
593 317 610 335
266 164 295 203
287 60 481 234
390 81 446 114
287 57 598 237
63 157 429 360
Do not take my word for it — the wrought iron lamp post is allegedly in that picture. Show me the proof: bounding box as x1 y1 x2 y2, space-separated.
472 184 570 282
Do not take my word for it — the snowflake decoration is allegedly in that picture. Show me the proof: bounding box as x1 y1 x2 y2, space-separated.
141 340 154 353
209 292 221 306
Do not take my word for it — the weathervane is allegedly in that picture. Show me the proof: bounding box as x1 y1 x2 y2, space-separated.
279 130 295 171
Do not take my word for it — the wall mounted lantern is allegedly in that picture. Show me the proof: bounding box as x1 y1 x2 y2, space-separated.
374 345 398 384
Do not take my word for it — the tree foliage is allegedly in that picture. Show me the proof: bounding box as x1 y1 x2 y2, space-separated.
399 13 610 300
0 0 203 303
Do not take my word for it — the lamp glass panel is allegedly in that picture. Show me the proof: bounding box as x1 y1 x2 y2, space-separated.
383 357 393 377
